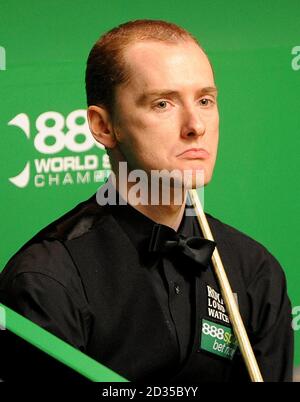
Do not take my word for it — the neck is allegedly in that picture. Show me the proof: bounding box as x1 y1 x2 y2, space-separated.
113 172 187 231
133 200 186 231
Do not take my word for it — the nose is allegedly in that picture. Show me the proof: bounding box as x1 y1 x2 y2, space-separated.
180 106 205 139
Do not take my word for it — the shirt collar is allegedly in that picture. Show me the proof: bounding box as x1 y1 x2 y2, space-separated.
109 199 196 257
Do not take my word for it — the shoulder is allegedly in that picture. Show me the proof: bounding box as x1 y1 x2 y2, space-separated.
206 212 267 252
21 192 107 245
205 212 287 287
0 192 109 292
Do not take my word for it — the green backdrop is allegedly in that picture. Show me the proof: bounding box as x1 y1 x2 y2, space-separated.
1 0 299 372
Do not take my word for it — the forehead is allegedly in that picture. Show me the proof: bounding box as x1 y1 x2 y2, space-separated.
121 40 215 92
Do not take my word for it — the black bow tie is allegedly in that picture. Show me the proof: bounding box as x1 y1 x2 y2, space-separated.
148 224 216 269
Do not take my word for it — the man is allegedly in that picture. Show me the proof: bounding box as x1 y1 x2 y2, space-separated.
0 20 294 382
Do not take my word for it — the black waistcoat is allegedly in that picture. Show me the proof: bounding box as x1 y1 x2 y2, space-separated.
60 203 250 382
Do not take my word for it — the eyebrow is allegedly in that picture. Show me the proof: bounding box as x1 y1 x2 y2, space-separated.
136 86 218 104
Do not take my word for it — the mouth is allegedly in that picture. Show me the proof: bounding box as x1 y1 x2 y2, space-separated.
177 148 210 160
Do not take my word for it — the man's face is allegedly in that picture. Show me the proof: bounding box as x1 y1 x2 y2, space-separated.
111 39 219 186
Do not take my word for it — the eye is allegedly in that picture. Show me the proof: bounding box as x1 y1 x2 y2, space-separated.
155 100 168 109
199 97 214 107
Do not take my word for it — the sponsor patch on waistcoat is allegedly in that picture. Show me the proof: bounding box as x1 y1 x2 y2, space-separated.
200 318 238 360
199 285 239 360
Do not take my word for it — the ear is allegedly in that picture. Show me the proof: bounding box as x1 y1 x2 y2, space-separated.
87 105 117 149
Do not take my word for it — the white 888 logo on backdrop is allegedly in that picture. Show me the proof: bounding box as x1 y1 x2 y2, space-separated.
8 109 103 154
8 109 110 188
33 110 103 154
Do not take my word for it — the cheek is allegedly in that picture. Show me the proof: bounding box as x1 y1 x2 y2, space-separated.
117 113 174 151
208 114 219 147
114 117 165 168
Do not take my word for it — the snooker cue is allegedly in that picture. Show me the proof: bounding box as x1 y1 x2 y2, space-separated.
188 189 263 382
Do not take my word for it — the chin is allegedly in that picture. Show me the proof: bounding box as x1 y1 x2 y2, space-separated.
180 168 211 189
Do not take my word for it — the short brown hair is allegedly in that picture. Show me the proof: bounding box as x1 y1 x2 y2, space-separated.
85 19 204 113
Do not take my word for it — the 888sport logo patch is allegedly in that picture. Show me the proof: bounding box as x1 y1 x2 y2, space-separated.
200 319 238 360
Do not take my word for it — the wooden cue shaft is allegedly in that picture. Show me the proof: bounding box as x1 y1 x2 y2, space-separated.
188 189 263 382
